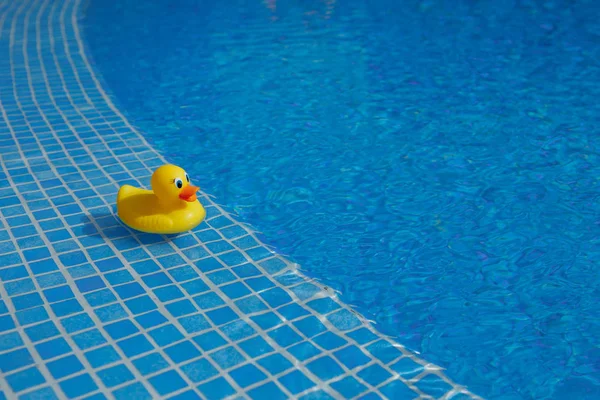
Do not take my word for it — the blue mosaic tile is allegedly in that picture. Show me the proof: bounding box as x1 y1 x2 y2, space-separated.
149 324 184 346
59 373 98 398
36 272 67 288
6 367 46 393
5 278 35 296
234 296 268 315
19 387 58 400
379 380 420 399
334 345 371 369
154 285 185 302
149 370 187 396
413 373 454 398
198 377 235 399
229 363 267 388
35 337 71 360
192 330 227 352
85 345 121 368
180 278 209 295
0 253 23 268
356 392 383 400
306 356 344 381
232 263 261 278
165 299 197 317
247 382 287 400
181 358 218 383
288 341 321 362
220 282 250 299
169 390 202 400
331 376 367 398
0 331 23 352
98 364 135 388
194 257 224 273
0 348 35 372
25 321 60 342
238 336 274 358
268 325 303 348
75 276 106 292
313 332 348 351
105 319 138 340
260 287 293 308
164 340 202 363
72 329 107 350
357 364 392 387
366 340 403 364
258 353 293 375
390 357 425 379
210 346 246 369
306 297 340 314
117 334 154 357
206 306 238 326
293 316 327 337
299 390 335 400
179 314 211 334
279 370 316 395
244 276 275 292
133 352 170 376
47 355 85 379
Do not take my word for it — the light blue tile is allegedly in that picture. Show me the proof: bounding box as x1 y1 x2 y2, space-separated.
97 364 135 388
192 330 227 352
357 364 392 387
210 346 245 369
148 370 187 396
59 373 98 398
47 355 85 379
198 377 236 399
164 341 201 364
305 356 344 381
278 370 316 395
247 382 287 400
0 348 35 372
0 331 23 352
238 336 273 358
5 367 45 393
181 357 218 383
228 363 267 388
133 352 169 376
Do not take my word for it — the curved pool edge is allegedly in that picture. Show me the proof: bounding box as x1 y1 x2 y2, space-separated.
0 0 481 398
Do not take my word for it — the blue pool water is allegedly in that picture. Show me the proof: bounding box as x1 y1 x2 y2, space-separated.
83 0 600 398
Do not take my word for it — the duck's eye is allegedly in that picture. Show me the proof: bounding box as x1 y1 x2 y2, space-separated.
185 173 190 183
174 178 183 189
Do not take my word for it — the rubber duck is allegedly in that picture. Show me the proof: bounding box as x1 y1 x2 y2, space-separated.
116 164 206 234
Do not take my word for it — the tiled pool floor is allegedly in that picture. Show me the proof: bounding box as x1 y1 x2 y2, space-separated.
0 0 480 399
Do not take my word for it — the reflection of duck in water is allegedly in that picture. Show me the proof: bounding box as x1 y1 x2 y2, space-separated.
117 164 206 234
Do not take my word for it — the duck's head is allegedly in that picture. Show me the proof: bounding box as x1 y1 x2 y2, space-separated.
151 164 199 205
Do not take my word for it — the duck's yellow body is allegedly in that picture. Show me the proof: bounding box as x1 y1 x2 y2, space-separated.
116 164 206 235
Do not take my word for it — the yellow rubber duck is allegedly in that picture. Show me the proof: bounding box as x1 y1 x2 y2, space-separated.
116 164 206 234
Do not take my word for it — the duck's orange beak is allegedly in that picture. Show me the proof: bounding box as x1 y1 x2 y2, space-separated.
179 185 199 202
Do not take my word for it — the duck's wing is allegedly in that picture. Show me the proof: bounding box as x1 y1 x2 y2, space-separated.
117 184 152 203
133 214 174 233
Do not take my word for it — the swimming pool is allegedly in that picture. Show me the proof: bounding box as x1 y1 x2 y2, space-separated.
0 0 477 399
0 0 598 398
82 0 600 398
